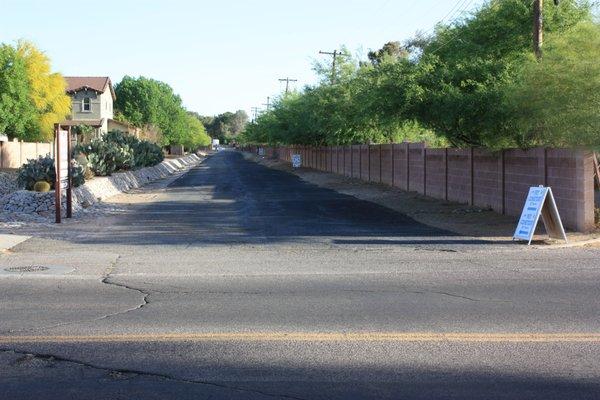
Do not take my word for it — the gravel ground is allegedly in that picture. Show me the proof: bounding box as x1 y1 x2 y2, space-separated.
0 170 19 196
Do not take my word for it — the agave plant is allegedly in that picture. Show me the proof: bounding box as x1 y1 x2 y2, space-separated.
17 155 85 190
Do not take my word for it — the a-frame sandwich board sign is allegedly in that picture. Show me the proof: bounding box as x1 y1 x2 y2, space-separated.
513 186 567 245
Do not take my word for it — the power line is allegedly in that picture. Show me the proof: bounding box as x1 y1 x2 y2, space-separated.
427 0 478 54
413 0 476 43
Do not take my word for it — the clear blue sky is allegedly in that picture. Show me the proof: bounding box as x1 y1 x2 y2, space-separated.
1 0 487 117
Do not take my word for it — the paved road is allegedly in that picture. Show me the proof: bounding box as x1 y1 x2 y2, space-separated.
1 150 600 399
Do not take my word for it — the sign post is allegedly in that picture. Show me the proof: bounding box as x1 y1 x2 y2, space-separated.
513 186 567 245
54 124 72 223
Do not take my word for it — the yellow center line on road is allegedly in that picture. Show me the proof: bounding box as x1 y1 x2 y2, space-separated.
1 332 600 343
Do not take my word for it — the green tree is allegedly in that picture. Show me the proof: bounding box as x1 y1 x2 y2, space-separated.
200 110 248 143
0 44 37 139
114 76 197 146
184 113 211 149
411 0 592 147
242 0 595 150
506 21 600 148
367 41 408 66
17 41 71 141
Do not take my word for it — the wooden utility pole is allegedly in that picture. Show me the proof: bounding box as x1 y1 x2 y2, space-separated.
534 0 561 59
278 77 298 94
593 152 600 189
533 0 543 59
319 50 343 84
251 107 260 122
262 97 271 111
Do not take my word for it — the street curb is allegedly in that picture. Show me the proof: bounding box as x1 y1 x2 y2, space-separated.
533 236 600 250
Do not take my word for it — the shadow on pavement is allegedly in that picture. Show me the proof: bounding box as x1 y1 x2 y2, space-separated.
63 151 498 247
2 342 598 400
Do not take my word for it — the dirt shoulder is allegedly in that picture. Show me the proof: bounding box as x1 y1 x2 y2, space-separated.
245 153 600 246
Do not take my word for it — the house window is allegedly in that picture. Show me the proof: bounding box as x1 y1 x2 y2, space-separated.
82 97 91 112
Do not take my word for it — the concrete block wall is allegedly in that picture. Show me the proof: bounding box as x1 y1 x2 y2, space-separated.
447 148 472 205
369 145 381 183
425 149 446 200
245 144 596 232
393 144 408 190
380 144 393 186
360 145 369 181
351 146 360 178
473 149 503 211
331 147 338 174
342 146 351 177
408 143 425 195
504 148 546 217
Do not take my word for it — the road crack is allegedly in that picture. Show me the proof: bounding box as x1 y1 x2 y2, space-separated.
0 347 307 400
1 255 150 335
100 255 150 319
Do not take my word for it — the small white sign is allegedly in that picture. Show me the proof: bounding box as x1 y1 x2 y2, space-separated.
292 154 302 168
513 186 567 245
258 147 265 156
58 130 69 186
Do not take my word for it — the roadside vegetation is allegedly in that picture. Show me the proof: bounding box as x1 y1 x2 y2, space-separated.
240 0 599 149
0 43 212 150
16 130 164 191
193 110 249 145
0 40 70 142
74 130 164 177
114 76 211 150
17 154 84 191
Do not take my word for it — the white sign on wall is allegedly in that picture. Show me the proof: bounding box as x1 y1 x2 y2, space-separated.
258 147 265 156
513 186 567 245
292 154 302 168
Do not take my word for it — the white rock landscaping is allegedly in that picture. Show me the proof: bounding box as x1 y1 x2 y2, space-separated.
0 154 201 220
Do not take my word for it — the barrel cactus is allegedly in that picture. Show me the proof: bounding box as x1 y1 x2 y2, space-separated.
33 181 51 192
17 155 85 190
